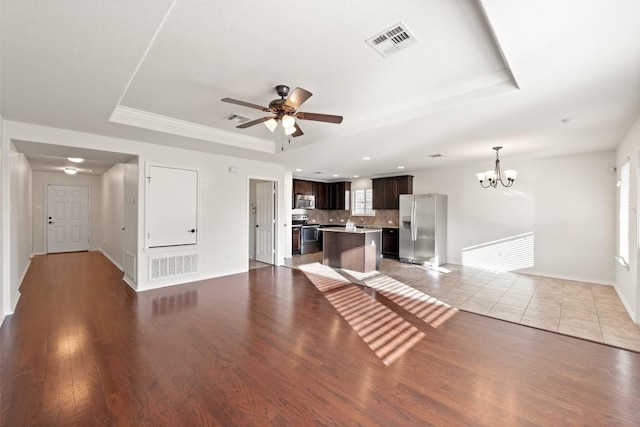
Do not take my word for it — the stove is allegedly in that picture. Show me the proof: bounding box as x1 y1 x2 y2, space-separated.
292 214 321 254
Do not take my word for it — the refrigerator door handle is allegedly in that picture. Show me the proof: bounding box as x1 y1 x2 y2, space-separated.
411 200 417 241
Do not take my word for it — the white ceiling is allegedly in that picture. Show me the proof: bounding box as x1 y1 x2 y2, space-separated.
2 0 640 180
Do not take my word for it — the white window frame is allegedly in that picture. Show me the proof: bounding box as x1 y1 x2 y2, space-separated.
352 188 375 216
618 160 630 267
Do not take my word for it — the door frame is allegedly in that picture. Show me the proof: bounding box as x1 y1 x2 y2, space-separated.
247 176 279 266
44 183 91 254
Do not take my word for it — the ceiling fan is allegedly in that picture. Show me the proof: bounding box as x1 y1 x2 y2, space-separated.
221 85 343 137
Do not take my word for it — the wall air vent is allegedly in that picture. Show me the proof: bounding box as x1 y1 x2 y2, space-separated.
149 253 198 280
225 113 251 123
366 22 419 58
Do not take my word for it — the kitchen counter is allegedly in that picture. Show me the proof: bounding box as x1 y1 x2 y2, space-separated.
322 228 382 273
322 227 381 234
321 225 398 229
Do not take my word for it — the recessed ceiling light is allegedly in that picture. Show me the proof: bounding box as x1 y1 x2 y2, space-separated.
362 156 371 160
67 157 84 163
295 168 302 172
353 175 359 178
397 166 405 169
332 174 339 177
64 168 78 175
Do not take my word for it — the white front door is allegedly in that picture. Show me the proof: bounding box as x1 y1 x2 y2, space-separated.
255 181 275 264
46 185 90 253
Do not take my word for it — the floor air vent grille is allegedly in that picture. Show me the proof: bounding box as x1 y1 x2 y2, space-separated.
150 253 198 280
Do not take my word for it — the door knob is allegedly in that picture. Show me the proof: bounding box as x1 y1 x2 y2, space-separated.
48 221 55 224
188 229 196 233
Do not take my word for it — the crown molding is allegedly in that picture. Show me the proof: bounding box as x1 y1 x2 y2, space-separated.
110 105 275 153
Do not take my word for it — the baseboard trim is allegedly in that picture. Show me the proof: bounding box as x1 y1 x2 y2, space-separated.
100 250 123 271
614 286 638 324
10 291 21 314
123 276 137 291
521 269 614 286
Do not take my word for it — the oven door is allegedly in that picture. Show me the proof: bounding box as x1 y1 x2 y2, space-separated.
300 226 320 254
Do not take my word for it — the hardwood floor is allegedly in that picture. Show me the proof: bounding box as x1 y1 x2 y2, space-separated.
2 252 640 426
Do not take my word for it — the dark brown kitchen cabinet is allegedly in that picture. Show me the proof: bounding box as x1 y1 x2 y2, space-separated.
292 226 301 254
294 179 351 210
316 183 331 209
293 179 314 196
382 228 399 258
293 179 321 208
333 181 351 210
372 175 413 210
319 181 350 210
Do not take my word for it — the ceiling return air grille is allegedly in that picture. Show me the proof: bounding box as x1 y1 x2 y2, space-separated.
366 22 419 57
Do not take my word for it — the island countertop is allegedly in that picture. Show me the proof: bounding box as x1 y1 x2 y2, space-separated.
322 227 382 234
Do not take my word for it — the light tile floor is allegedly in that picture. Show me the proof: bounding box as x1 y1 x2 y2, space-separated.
284 253 640 353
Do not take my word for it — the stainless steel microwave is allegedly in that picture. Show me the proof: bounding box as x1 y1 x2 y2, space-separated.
295 194 315 209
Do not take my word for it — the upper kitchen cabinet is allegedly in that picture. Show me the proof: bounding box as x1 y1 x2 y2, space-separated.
318 181 351 210
293 179 351 210
293 179 315 196
333 181 351 210
292 179 317 209
372 175 413 210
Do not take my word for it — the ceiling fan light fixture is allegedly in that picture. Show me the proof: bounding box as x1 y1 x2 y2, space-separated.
281 114 295 129
264 118 278 132
64 167 78 175
284 126 296 136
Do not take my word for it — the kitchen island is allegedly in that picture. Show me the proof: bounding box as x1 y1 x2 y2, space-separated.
322 228 382 273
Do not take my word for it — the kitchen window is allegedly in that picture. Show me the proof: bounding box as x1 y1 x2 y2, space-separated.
352 189 375 216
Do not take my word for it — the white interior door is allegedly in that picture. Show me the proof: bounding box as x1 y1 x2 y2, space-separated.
147 165 198 248
46 185 90 253
255 181 275 264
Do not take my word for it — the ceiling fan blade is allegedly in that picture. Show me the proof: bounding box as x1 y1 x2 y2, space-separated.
236 117 272 129
221 98 269 111
296 112 343 124
284 87 313 110
292 123 304 137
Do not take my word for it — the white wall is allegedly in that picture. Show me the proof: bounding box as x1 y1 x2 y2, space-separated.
0 114 6 325
616 116 640 322
101 163 125 269
122 158 138 286
31 171 102 254
411 150 616 284
9 143 32 314
6 121 287 292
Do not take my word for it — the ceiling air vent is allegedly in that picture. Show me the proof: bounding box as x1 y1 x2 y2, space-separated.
366 22 419 58
428 154 443 158
225 113 251 123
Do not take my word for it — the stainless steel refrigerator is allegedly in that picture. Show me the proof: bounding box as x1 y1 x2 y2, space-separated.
399 194 447 266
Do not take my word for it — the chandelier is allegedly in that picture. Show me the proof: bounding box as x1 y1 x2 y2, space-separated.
476 146 517 188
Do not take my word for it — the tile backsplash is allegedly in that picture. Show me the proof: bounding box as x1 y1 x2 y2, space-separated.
305 209 399 227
